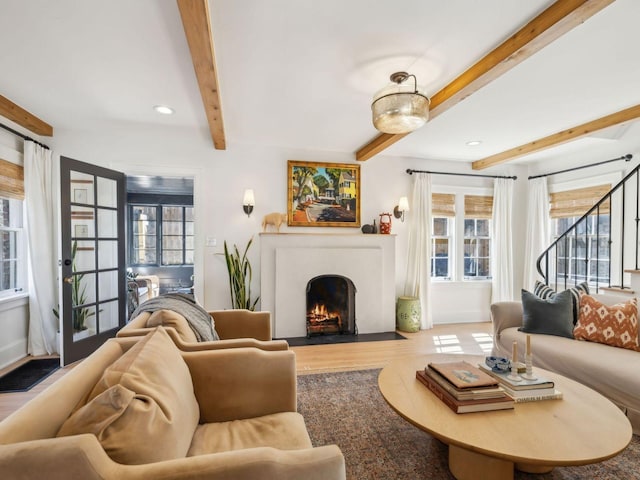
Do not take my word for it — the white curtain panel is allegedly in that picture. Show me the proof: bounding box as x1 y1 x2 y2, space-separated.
491 178 514 303
24 141 58 355
404 172 433 329
523 178 550 291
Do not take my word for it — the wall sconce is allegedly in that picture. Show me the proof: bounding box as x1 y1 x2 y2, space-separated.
393 196 409 222
243 189 255 217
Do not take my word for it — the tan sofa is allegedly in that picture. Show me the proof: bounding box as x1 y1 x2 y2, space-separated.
118 308 289 351
491 297 640 434
0 327 345 479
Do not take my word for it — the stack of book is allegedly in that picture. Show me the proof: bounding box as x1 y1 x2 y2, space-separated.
416 361 515 413
478 363 563 403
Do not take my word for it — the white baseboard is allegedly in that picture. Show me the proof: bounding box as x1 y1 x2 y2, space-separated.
0 339 28 370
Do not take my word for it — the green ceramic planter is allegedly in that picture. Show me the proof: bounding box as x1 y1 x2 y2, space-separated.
396 296 421 333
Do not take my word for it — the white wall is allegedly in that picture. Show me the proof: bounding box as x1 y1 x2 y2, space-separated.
48 124 533 325
1 116 638 366
0 117 635 342
2 118 635 354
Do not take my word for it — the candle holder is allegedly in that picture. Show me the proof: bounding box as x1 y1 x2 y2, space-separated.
522 353 537 380
507 360 522 381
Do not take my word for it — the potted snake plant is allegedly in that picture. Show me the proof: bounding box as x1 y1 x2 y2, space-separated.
222 237 260 311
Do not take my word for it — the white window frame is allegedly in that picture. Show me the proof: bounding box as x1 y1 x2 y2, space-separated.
463 218 492 280
431 216 453 281
0 197 27 300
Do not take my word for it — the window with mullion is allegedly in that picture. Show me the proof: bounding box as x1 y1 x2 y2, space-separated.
552 214 609 285
161 206 194 266
431 217 451 280
131 205 157 265
463 218 491 280
0 197 25 297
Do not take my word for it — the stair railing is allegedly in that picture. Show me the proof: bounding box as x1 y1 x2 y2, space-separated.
536 160 640 293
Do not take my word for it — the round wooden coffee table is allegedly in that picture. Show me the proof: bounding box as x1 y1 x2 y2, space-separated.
378 354 632 480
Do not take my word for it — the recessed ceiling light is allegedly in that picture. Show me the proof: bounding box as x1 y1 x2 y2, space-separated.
466 140 482 146
153 105 175 115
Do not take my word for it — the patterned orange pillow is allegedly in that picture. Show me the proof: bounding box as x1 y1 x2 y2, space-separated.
574 294 639 351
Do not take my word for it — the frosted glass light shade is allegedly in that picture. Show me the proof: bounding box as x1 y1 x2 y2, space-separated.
398 196 410 212
243 189 255 206
372 83 429 134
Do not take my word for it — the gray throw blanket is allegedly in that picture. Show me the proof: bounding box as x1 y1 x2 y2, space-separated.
131 293 219 342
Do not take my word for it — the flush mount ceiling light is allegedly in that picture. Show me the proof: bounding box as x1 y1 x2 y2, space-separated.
466 140 483 146
371 71 430 134
153 105 175 115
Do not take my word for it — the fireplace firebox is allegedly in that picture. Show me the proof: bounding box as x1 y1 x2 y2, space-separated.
306 275 357 337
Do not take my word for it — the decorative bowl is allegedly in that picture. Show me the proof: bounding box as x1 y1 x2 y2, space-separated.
485 356 510 373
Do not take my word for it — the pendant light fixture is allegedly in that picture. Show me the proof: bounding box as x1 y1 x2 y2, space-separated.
371 72 430 134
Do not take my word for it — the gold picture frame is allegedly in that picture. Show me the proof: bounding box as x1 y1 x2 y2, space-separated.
287 160 361 227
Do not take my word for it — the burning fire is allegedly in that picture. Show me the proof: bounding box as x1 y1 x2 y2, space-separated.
307 303 341 326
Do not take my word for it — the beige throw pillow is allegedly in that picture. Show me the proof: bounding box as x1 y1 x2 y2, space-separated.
58 327 200 465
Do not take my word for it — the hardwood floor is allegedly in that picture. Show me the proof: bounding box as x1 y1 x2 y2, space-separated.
0 322 493 421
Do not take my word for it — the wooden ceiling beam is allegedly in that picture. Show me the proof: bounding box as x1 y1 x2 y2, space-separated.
177 0 226 150
0 94 53 137
355 0 615 162
472 104 640 170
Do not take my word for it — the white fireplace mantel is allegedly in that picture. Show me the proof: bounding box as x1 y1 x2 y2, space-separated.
259 233 396 338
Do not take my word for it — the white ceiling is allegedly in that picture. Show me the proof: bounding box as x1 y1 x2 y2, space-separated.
1 0 639 168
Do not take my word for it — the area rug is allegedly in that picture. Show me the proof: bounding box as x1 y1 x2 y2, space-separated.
0 358 60 393
284 332 406 347
297 369 640 480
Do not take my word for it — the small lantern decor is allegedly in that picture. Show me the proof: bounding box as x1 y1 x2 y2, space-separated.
379 212 392 234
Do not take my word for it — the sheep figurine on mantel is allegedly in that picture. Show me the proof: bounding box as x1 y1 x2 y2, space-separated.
262 212 287 233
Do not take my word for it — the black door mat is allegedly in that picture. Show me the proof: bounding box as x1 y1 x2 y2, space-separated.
281 331 406 347
0 358 60 393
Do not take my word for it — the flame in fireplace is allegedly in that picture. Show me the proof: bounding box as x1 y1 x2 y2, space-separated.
307 303 342 326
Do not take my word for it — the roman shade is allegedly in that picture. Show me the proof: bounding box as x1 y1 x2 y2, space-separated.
549 184 611 219
432 193 455 217
0 158 24 200
464 195 493 219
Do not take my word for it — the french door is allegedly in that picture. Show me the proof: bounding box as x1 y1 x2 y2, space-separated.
59 156 126 365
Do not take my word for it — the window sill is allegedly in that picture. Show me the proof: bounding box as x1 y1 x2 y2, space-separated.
0 292 29 312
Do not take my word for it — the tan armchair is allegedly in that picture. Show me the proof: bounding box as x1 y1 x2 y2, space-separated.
118 308 288 351
0 328 345 479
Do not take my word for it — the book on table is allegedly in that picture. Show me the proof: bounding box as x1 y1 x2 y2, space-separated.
424 366 506 401
427 361 499 389
478 363 554 391
416 370 515 414
503 386 563 403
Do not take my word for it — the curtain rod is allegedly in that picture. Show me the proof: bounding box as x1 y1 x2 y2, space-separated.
0 121 50 150
527 154 632 180
406 169 517 180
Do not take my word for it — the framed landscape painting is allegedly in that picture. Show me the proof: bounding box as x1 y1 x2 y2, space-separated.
287 160 361 227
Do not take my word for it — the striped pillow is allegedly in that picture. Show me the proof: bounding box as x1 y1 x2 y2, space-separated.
533 281 589 324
